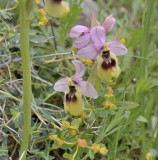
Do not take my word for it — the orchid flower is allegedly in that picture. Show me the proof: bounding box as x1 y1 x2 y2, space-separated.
54 60 98 116
77 26 128 81
44 0 69 18
70 14 115 50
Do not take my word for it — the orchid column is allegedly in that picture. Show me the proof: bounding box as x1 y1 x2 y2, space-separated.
19 0 33 159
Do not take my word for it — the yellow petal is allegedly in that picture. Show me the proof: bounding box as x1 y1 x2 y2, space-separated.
44 0 69 18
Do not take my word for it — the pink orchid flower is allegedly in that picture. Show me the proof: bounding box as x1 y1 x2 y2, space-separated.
77 26 128 60
70 14 115 49
54 60 98 116
54 60 98 99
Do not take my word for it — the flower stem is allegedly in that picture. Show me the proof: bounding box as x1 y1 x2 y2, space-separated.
140 0 154 78
19 0 32 159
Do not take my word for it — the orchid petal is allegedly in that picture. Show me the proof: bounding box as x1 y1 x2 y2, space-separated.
70 25 90 37
72 60 85 80
108 41 128 56
102 14 115 33
79 81 98 99
54 78 69 92
91 15 101 27
73 33 91 49
90 26 105 50
77 44 99 60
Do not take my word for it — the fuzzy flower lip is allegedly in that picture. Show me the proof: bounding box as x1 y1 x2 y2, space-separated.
77 26 128 60
54 60 98 99
70 25 91 49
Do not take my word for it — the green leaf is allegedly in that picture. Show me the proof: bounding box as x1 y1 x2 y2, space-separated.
118 101 139 110
105 109 124 133
36 12 43 20
136 115 148 123
71 119 80 127
89 150 94 159
41 109 52 122
63 153 73 160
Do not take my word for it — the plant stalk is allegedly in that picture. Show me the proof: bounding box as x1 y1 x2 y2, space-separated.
19 0 32 159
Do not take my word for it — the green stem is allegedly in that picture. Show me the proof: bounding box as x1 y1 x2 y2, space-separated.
140 0 154 78
19 0 32 159
140 0 154 157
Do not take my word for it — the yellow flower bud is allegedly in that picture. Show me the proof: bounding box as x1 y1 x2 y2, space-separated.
90 143 100 153
77 139 87 148
72 46 79 54
108 86 113 94
120 38 126 45
35 0 40 4
68 126 79 136
146 153 151 160
81 59 93 66
38 9 46 16
103 100 111 109
104 93 114 98
41 16 48 25
110 104 116 110
38 21 44 26
82 112 87 119
49 134 57 140
44 0 70 18
100 147 108 155
56 138 64 147
62 121 70 129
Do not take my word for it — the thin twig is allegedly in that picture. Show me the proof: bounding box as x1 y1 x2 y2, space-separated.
50 19 57 50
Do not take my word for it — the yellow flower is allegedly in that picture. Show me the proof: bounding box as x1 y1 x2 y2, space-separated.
90 143 100 153
110 104 116 110
82 112 87 119
72 46 79 54
108 86 113 94
104 93 114 98
56 138 64 147
64 85 84 116
35 0 40 4
97 46 121 81
40 16 48 25
146 153 151 160
38 21 44 26
49 134 57 140
62 121 70 129
80 59 93 66
120 38 126 45
68 126 79 136
103 100 116 110
77 139 87 148
38 9 46 16
99 147 108 155
44 0 70 18
103 100 111 109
